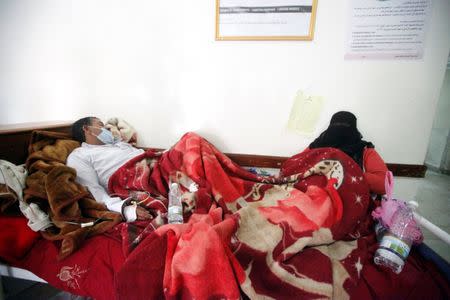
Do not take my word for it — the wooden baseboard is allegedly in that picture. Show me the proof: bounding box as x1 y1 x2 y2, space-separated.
0 122 427 178
226 153 426 178
386 163 427 178
0 122 73 165
147 150 426 178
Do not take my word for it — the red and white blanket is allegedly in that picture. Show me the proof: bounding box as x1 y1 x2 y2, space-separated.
5 132 449 299
109 132 443 299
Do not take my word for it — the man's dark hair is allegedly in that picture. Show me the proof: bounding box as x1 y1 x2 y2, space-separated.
72 117 95 143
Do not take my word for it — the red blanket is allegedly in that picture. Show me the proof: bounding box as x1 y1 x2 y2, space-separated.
0 216 40 261
110 132 448 299
5 132 449 299
11 233 124 300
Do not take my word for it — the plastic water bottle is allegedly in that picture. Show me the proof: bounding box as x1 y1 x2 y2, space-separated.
374 205 417 274
168 183 183 224
374 221 387 241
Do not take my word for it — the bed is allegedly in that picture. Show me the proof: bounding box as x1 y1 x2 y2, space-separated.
0 122 449 299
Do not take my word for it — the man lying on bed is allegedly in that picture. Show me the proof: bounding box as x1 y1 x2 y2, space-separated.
67 117 152 222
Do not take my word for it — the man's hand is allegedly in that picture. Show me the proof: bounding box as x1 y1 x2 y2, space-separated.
136 206 152 220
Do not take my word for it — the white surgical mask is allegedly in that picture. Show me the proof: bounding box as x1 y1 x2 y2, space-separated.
89 126 120 144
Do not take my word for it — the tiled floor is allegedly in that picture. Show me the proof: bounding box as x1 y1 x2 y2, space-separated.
413 171 450 262
2 171 449 298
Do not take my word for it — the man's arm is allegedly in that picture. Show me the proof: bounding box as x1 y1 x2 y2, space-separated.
66 152 137 222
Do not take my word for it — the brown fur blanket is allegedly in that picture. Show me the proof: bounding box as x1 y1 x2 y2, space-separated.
24 130 122 260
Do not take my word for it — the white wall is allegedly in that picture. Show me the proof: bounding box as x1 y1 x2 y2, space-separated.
1 0 449 167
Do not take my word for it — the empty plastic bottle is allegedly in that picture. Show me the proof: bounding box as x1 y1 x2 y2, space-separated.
168 183 183 224
374 203 420 274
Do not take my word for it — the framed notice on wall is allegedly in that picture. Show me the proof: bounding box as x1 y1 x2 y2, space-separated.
215 0 318 41
345 0 432 60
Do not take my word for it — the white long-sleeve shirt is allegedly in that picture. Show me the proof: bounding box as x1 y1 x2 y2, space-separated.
66 142 144 221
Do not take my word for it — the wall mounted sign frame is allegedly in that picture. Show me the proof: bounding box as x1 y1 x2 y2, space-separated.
216 0 318 41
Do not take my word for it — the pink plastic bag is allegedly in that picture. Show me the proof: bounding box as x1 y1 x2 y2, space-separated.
371 171 406 228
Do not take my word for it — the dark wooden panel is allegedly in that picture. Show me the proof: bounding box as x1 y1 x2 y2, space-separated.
225 153 286 169
144 150 427 178
0 124 72 165
386 163 427 178
227 153 427 178
0 122 426 177
219 153 428 178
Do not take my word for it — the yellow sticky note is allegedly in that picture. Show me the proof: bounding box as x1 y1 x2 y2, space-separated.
287 91 324 134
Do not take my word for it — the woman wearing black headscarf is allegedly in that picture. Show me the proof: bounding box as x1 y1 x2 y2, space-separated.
309 111 388 194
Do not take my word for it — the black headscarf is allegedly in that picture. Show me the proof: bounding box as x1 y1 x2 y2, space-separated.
309 111 374 168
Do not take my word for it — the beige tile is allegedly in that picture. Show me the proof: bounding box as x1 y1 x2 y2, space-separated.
413 171 450 262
